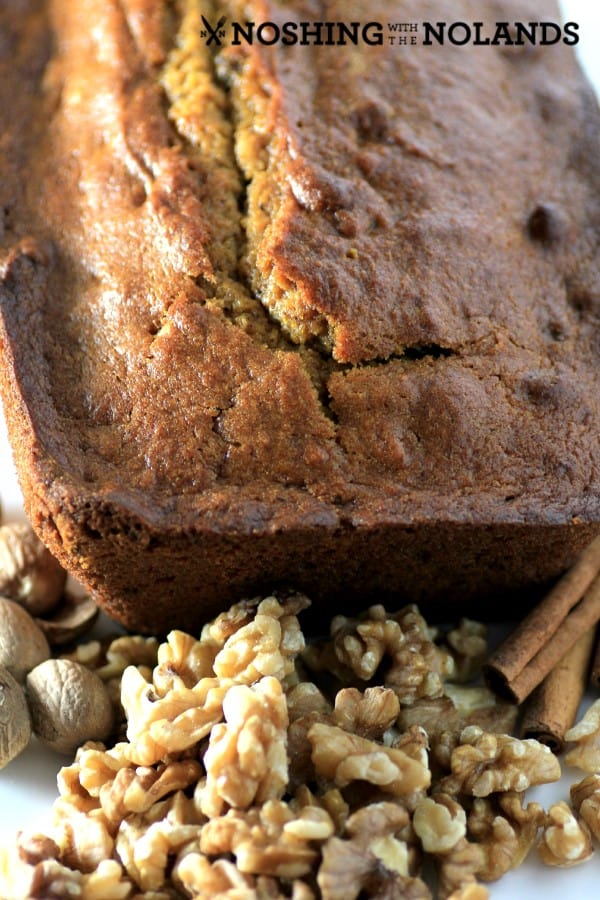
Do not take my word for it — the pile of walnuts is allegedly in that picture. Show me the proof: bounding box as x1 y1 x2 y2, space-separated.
1 586 600 900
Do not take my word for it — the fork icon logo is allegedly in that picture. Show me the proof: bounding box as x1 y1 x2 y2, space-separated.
200 15 228 45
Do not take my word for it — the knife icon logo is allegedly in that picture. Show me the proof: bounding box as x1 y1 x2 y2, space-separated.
200 15 228 46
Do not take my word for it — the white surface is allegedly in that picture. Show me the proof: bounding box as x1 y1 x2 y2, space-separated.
1 2 599 895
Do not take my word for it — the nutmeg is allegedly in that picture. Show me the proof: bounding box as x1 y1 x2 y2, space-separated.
0 665 31 768
26 659 114 754
0 596 51 683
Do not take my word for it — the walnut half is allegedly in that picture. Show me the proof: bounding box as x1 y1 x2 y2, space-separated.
449 727 560 797
201 676 289 817
413 794 466 854
571 774 600 843
317 802 430 900
467 792 544 881
565 700 600 773
537 801 593 867
308 723 431 797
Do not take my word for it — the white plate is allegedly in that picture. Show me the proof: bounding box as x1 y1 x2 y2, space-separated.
1 2 599 895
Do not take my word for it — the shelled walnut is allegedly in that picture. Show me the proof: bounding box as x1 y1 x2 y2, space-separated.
201 677 289 818
436 837 486 899
570 774 600 843
443 619 488 684
448 726 561 796
537 801 593 867
308 722 431 797
317 802 430 900
413 794 466 854
564 700 600 773
467 792 545 881
331 686 399 740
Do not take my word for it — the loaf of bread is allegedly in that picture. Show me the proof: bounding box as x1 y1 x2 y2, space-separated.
1 0 599 632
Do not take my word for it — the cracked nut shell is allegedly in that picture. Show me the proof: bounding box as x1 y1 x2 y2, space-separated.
0 523 66 616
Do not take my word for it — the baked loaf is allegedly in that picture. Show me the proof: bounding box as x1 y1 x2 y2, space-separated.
1 0 599 632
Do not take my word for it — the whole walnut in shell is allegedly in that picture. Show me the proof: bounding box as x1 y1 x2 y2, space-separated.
26 659 114 754
0 523 66 615
0 596 50 682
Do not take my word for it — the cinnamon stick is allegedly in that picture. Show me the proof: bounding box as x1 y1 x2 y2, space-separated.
590 627 600 689
520 628 595 753
484 534 600 704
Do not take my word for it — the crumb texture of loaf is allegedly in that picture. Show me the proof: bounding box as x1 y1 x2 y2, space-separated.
0 0 599 630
